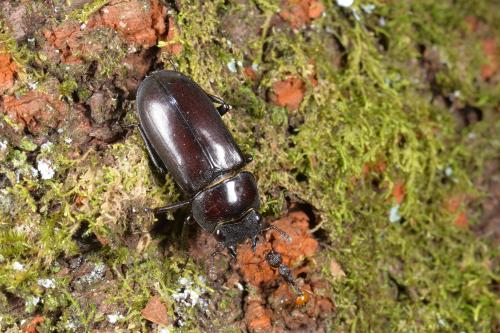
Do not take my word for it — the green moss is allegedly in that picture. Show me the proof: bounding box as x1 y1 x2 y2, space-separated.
59 77 78 99
66 0 109 24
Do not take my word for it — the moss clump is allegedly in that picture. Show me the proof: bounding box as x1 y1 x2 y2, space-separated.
66 0 110 24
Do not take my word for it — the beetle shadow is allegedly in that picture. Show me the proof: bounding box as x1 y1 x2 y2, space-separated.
150 208 195 253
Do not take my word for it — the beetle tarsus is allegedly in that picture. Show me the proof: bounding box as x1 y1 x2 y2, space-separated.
208 93 232 116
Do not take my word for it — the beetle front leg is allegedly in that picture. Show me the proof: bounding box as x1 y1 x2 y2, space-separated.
228 245 238 261
207 93 232 116
251 235 258 252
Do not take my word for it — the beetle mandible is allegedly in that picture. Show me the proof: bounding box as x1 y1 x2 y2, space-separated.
132 70 303 298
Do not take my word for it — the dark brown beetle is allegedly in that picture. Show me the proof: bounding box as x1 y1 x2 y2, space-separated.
134 70 303 297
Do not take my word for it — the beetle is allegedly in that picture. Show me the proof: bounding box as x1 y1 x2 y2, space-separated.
133 70 303 298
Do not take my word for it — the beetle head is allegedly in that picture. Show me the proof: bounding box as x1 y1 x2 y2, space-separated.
214 209 262 250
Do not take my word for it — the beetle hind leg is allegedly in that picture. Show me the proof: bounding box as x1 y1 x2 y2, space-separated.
127 123 167 175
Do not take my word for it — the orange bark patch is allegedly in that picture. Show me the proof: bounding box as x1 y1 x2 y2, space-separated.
481 38 498 80
362 160 387 176
44 0 168 63
391 182 405 204
270 77 306 110
243 66 258 81
141 295 169 326
22 315 44 333
245 300 272 332
279 0 324 29
237 211 319 287
2 91 68 134
161 16 183 55
95 0 167 47
0 52 17 93
464 16 478 33
43 21 86 64
445 195 468 229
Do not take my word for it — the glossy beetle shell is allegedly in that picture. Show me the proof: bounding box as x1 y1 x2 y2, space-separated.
191 172 260 232
136 71 245 195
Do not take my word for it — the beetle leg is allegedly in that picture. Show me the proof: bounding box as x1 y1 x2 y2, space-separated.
228 245 238 261
132 124 167 175
184 214 195 225
207 93 232 116
154 199 191 214
251 236 258 252
261 224 292 243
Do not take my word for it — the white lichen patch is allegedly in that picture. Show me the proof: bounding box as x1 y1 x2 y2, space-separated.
227 58 237 73
389 205 401 223
107 313 124 324
25 296 40 312
0 139 7 152
0 139 8 161
172 276 208 309
337 0 354 8
79 262 107 285
445 166 453 177
12 261 25 271
37 159 55 180
40 141 53 151
361 3 376 14
38 278 56 288
31 167 39 178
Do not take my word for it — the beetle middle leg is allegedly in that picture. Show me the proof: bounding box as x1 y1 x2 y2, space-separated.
154 199 191 214
207 93 232 116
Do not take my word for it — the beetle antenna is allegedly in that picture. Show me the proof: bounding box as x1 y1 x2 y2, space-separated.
261 224 292 243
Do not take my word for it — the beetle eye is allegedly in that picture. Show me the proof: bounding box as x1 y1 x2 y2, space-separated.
214 228 225 242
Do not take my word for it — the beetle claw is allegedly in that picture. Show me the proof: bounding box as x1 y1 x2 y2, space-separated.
251 236 258 252
228 245 237 262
